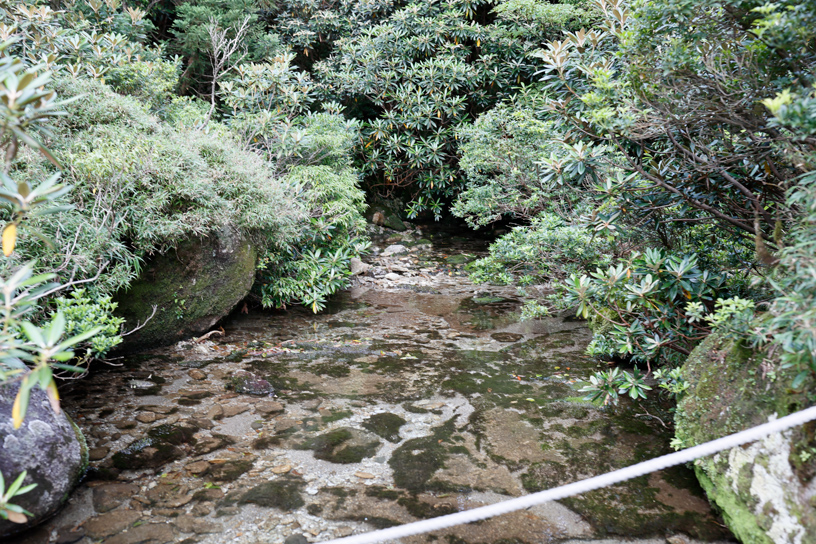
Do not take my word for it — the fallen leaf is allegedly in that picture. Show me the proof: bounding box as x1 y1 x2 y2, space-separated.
7 511 27 523
2 223 17 257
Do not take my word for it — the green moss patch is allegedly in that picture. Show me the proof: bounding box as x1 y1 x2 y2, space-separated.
321 409 354 424
389 419 456 492
362 413 407 443
675 332 816 543
296 428 381 464
239 478 305 511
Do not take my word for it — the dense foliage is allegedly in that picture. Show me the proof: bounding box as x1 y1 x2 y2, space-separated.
11 76 303 294
756 85 816 389
313 0 595 217
2 0 370 315
454 0 816 404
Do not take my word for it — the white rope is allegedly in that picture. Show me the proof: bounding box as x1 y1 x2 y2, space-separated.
320 405 816 544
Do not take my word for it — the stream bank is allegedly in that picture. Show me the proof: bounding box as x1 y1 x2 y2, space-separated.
10 225 735 544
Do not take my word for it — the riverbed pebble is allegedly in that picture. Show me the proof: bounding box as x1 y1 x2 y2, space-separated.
256 400 285 414
188 369 207 380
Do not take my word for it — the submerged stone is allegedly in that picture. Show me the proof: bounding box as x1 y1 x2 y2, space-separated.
111 437 181 470
445 254 476 265
127 379 160 392
111 424 197 470
389 420 455 492
472 295 506 305
148 423 199 445
490 332 524 343
177 358 216 369
207 459 253 482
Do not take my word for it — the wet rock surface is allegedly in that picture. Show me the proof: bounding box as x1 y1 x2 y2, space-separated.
9 225 736 544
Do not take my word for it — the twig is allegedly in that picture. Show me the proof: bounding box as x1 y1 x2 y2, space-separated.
195 327 225 343
121 305 158 337
39 262 108 299
635 408 668 429
201 16 251 128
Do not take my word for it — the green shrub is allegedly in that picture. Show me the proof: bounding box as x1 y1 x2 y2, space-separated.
106 59 181 112
467 212 613 286
54 289 124 357
755 87 816 387
7 77 303 295
162 96 211 129
169 0 283 93
257 165 368 312
311 0 596 215
563 249 725 367
452 93 564 228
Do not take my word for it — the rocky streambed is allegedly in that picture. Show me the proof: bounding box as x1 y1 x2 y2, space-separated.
10 227 736 544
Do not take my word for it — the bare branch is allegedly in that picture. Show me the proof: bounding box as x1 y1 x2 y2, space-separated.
201 16 252 127
121 304 158 337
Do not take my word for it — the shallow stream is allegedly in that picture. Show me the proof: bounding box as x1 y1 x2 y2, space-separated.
12 227 735 544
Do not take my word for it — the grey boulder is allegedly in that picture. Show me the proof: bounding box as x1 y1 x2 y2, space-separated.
0 384 87 537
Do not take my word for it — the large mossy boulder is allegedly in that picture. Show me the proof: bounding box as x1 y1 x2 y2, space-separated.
114 224 257 350
0 385 88 537
675 333 816 544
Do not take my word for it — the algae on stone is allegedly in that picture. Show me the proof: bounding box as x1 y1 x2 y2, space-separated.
240 478 305 510
111 424 198 470
389 420 457 492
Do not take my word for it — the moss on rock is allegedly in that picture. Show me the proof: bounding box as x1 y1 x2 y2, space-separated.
114 223 258 350
389 419 456 492
368 204 406 231
676 332 816 543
